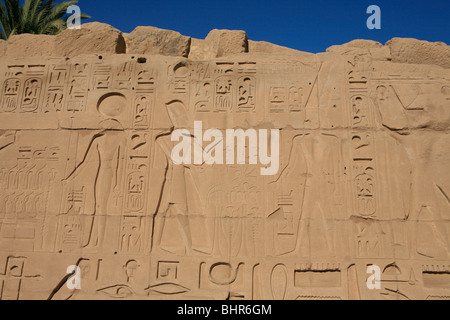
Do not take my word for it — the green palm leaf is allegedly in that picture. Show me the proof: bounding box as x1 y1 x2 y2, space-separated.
0 0 90 39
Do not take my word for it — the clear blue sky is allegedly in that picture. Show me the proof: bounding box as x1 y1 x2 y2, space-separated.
79 0 449 53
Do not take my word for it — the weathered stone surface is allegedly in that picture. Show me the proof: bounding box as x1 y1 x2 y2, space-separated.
327 39 391 61
0 24 450 301
249 40 314 57
387 37 450 68
55 22 126 57
126 26 191 57
340 39 383 49
0 39 7 56
188 38 214 60
6 34 55 57
204 29 248 57
3 24 126 58
189 30 249 60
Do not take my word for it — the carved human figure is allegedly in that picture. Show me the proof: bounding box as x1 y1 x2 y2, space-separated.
152 100 209 255
63 94 127 250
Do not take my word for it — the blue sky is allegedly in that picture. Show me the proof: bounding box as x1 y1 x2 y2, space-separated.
79 0 449 53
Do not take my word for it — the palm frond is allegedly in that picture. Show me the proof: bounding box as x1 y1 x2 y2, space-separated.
0 1 10 38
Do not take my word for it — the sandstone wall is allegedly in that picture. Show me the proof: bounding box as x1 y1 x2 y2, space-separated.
0 23 449 300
